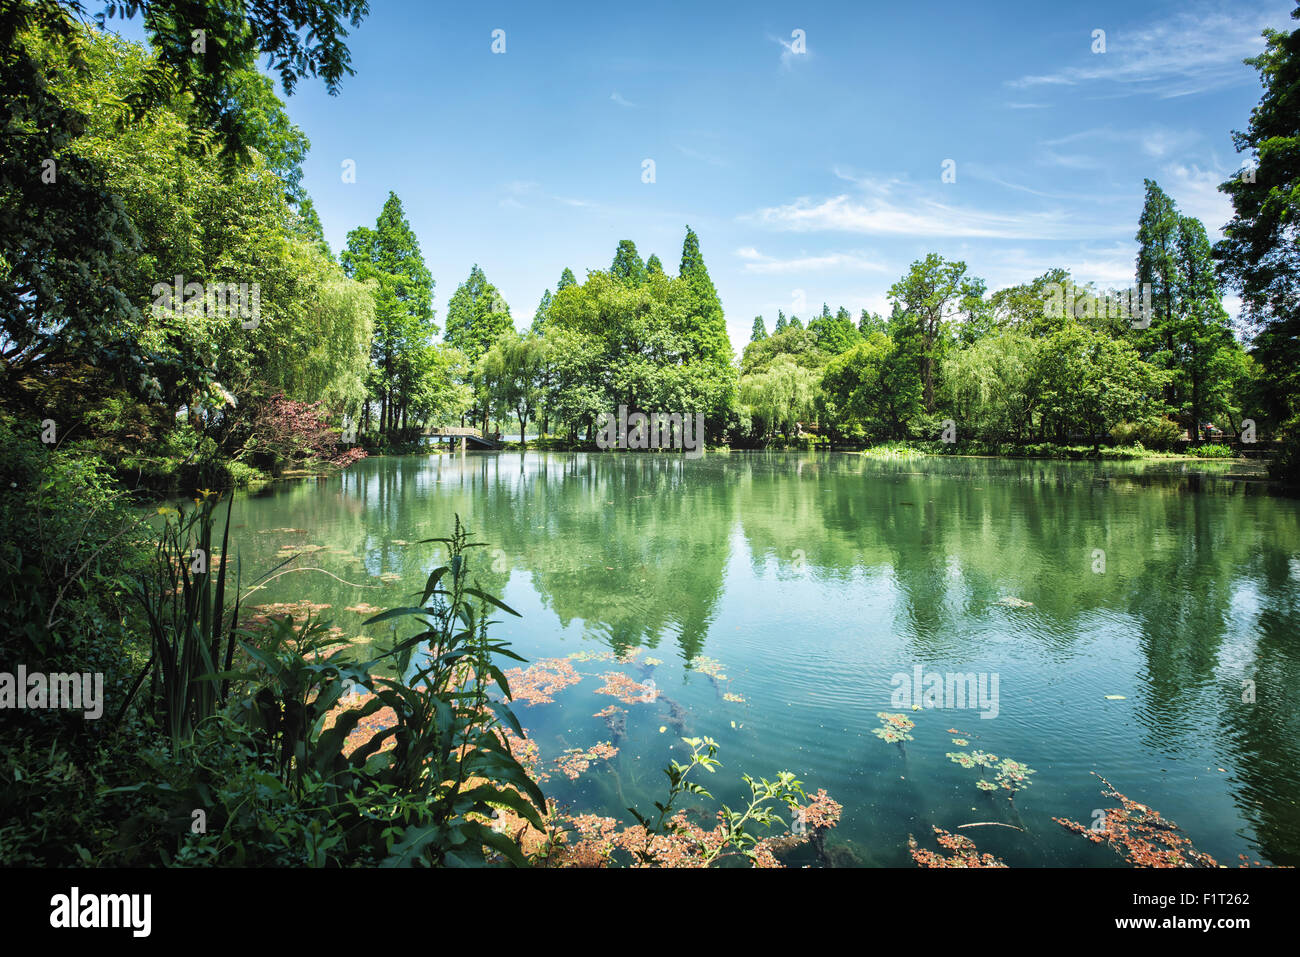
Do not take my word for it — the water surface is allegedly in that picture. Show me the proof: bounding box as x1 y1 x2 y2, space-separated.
226 451 1300 866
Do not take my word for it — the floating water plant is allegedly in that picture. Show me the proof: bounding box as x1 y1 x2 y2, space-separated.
946 749 997 770
908 827 1007 868
503 657 583 705
1055 773 1222 868
872 712 915 744
995 758 1035 800
594 671 658 704
553 742 619 781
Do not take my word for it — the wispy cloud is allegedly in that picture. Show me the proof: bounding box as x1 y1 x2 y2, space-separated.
985 244 1138 288
1007 5 1288 98
610 91 637 108
735 246 887 274
498 180 539 209
1034 125 1201 169
742 174 1126 241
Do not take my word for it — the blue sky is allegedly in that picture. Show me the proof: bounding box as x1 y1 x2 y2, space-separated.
117 0 1298 349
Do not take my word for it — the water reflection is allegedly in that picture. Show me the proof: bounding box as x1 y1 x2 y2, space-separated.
229 451 1300 864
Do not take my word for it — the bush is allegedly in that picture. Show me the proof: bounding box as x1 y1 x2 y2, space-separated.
1269 415 1300 484
0 415 146 666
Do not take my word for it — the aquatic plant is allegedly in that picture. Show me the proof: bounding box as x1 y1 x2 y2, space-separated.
594 671 658 704
554 741 619 781
124 492 246 748
136 515 548 867
908 827 1007 868
504 657 582 705
688 655 728 681
949 749 1033 801
995 758 1035 799
872 711 915 744
1055 773 1221 868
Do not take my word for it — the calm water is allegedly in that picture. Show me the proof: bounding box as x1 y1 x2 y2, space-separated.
224 451 1300 866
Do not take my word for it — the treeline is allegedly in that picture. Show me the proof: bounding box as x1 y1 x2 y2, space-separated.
738 181 1251 452
341 214 737 449
3 3 1298 482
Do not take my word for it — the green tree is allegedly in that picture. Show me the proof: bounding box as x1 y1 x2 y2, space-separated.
477 332 549 445
739 357 820 444
888 254 986 413
1215 7 1300 454
1175 215 1239 437
808 305 862 354
532 288 553 333
678 226 734 367
556 267 578 292
941 330 1037 442
646 253 665 276
341 192 435 438
821 332 922 440
611 240 648 284
1136 179 1183 408
444 265 514 432
751 316 767 342
1035 325 1170 448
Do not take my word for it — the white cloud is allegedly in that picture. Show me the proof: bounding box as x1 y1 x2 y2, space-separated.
1161 162 1234 234
743 183 1125 241
734 247 888 274
610 91 637 108
1008 5 1289 98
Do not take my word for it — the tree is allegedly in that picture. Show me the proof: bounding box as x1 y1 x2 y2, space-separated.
93 0 370 162
741 326 827 375
888 254 986 413
444 265 514 432
678 226 733 367
750 316 767 342
1034 325 1170 448
1136 179 1183 408
808 305 861 354
740 356 820 444
941 330 1037 442
646 253 665 276
611 240 647 284
0 17 141 387
477 332 548 445
532 288 553 333
444 265 512 363
859 310 886 336
774 311 788 334
341 192 435 438
1175 215 1238 437
821 333 922 440
1215 7 1300 444
556 267 578 292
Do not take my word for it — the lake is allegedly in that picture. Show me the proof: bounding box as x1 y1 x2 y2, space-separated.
225 450 1300 866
